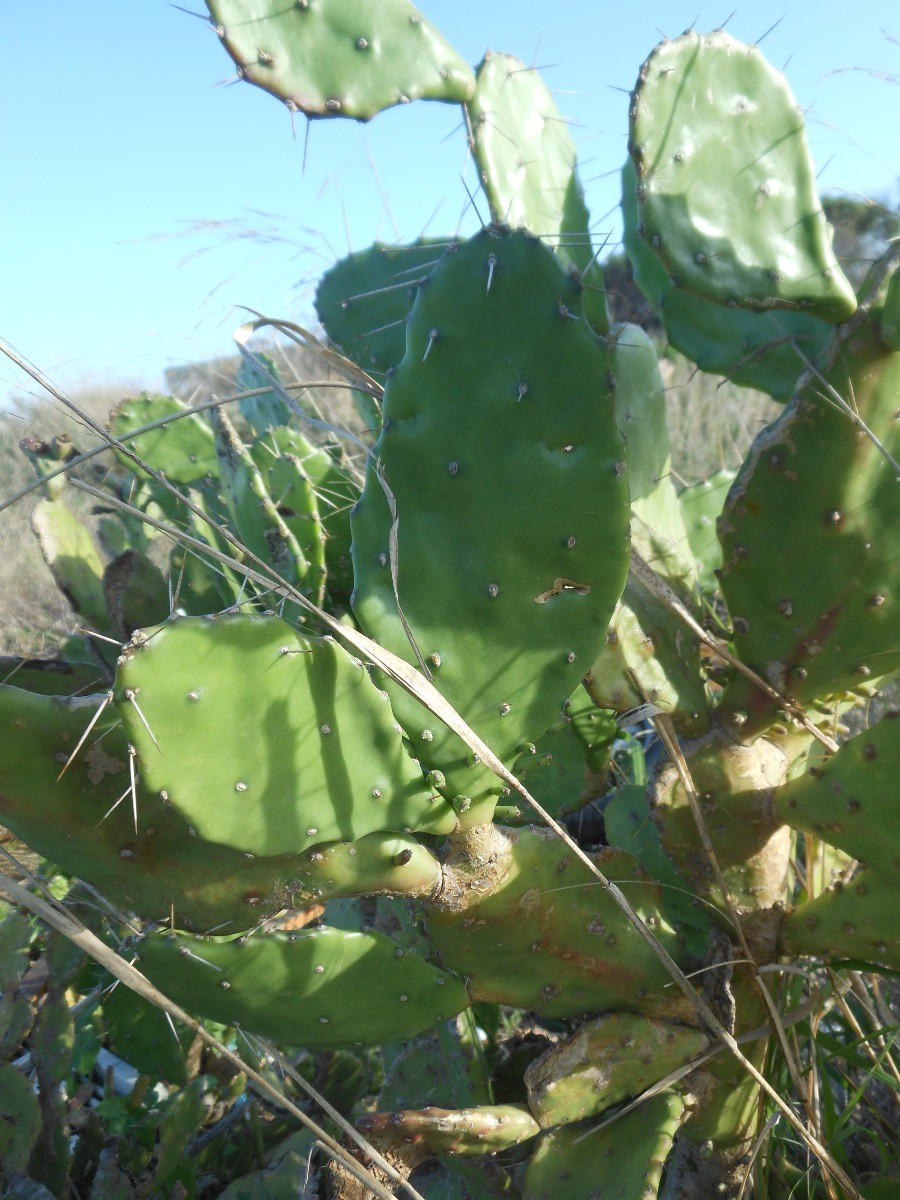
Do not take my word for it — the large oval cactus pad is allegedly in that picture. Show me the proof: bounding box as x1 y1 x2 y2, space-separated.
351 227 630 813
137 926 470 1049
116 615 455 856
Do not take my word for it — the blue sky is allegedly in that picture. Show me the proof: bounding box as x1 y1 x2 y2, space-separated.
1 1 897 402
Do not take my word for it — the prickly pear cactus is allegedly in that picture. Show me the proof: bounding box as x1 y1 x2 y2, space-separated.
4 9 898 1200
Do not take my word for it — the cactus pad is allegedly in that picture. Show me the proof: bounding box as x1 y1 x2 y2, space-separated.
629 32 855 321
679 470 736 593
206 0 475 121
718 302 900 730
782 869 900 970
525 1012 707 1127
773 713 899 869
468 52 608 331
108 393 218 485
358 1105 540 1158
315 239 453 378
31 499 112 638
511 692 617 820
426 826 698 1021
351 226 630 813
137 926 470 1048
0 685 350 931
115 614 456 856
622 160 832 401
523 1089 687 1200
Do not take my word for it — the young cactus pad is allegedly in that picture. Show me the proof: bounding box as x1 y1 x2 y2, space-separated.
315 238 455 379
524 1011 708 1127
206 0 475 120
351 226 630 812
115 614 456 857
523 1089 688 1200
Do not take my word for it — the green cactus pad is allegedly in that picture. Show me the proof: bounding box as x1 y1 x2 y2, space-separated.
218 1131 319 1200
115 614 455 856
782 869 900 970
468 52 608 332
315 239 454 378
629 32 855 322
108 393 219 485
264 453 328 602
358 1104 540 1158
717 304 900 731
0 655 107 697
250 424 358 599
351 227 630 814
31 499 112 637
0 684 365 931
137 926 470 1048
773 713 899 868
102 985 191 1086
882 269 900 351
585 323 707 735
380 1013 491 1112
622 160 831 401
426 826 699 1021
585 575 709 738
0 1063 41 1171
679 470 736 593
206 0 475 121
523 1089 687 1200
525 1012 708 1127
168 539 240 616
